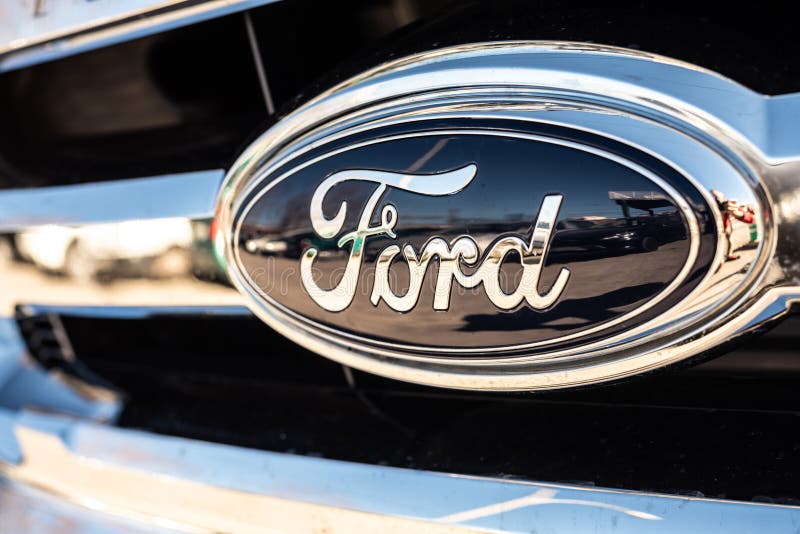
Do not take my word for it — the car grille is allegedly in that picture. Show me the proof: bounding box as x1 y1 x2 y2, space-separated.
2 2 800 530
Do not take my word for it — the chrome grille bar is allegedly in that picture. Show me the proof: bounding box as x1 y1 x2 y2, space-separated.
0 171 242 336
0 0 281 73
0 170 223 232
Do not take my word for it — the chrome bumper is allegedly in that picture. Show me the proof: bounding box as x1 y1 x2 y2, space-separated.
2 407 799 533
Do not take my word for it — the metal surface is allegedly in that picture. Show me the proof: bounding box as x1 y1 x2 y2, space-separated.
242 9 275 114
0 31 796 531
0 170 242 307
0 170 240 424
217 41 800 390
0 0 281 73
0 170 224 232
0 480 177 533
0 43 795 392
0 318 119 425
2 408 800 533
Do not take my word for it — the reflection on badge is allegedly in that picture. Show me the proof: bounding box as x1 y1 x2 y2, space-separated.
216 42 794 391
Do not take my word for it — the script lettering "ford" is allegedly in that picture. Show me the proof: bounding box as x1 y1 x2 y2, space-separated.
300 165 569 312
232 129 704 353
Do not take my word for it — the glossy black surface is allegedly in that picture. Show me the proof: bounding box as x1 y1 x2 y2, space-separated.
237 120 716 351
0 16 266 188
47 310 800 503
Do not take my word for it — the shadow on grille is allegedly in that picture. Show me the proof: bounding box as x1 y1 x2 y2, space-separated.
14 309 800 504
